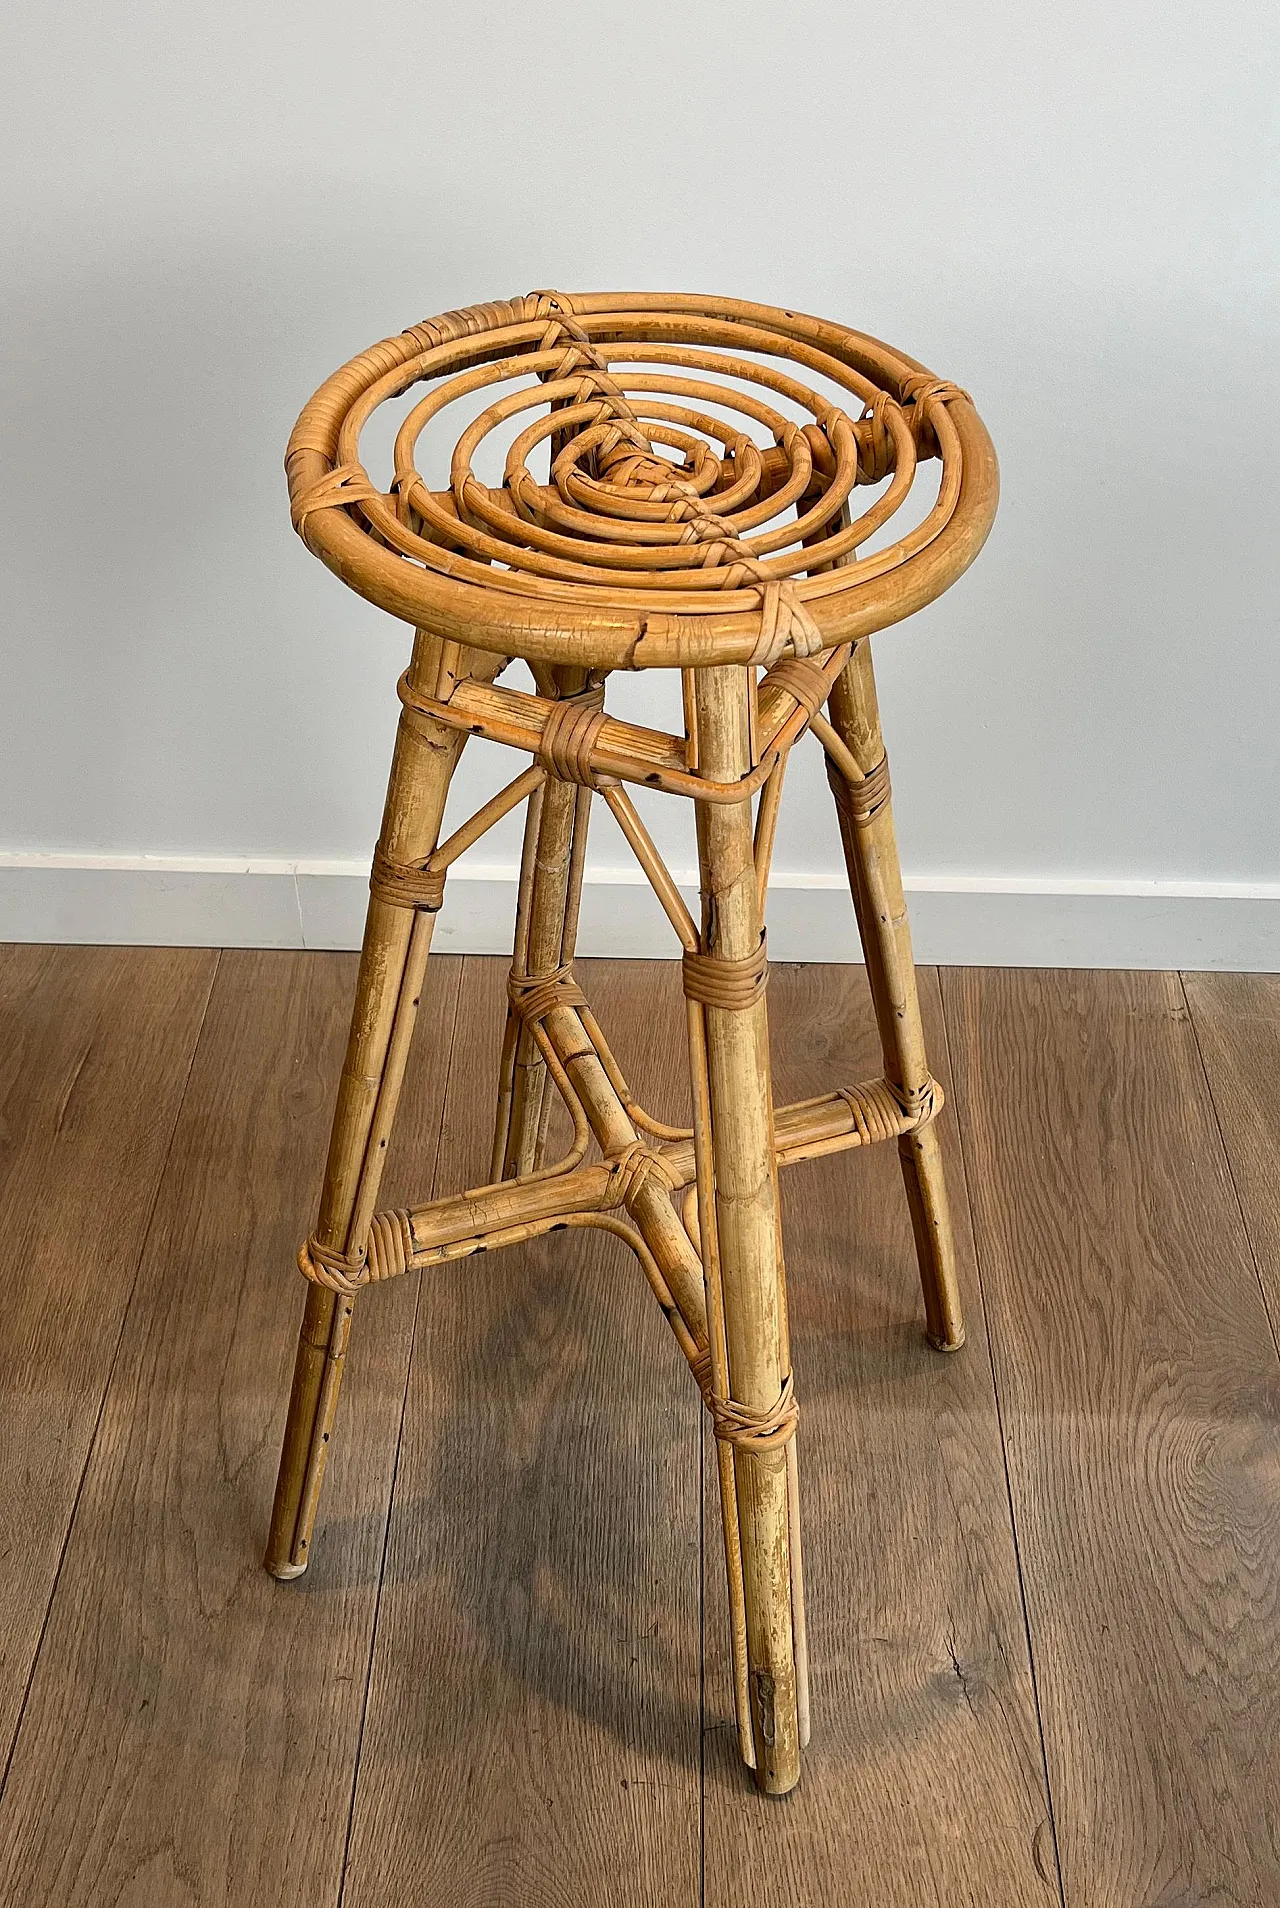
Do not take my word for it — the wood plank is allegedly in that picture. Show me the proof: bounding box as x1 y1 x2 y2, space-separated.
0 947 462 1906
341 957 702 1908
0 943 217 1771
943 967 1280 1906
704 963 1056 1906
1184 972 1280 1337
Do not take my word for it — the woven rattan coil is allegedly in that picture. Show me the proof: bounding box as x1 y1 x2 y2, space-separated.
285 291 998 670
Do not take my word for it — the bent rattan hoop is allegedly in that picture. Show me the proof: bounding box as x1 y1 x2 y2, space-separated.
285 290 997 670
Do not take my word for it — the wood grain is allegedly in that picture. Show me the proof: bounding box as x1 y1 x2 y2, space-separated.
943 967 1280 1907
0 948 461 1907
340 956 701 1908
0 943 216 1772
703 962 1056 1906
1184 972 1280 1341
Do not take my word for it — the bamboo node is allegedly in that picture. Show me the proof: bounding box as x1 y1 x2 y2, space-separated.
369 843 446 912
708 1372 799 1453
682 935 768 1012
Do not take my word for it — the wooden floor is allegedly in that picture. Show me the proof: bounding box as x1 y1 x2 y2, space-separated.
1 948 1277 1906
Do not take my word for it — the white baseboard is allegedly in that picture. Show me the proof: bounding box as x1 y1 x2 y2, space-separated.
1 855 1278 970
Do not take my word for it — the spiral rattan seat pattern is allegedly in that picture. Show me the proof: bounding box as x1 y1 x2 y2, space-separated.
286 290 997 668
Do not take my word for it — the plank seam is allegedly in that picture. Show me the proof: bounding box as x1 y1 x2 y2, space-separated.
1178 971 1280 1365
936 968 1068 1908
0 948 222 1810
334 954 466 1908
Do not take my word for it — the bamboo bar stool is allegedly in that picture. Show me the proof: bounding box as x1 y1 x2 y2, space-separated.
266 290 998 1795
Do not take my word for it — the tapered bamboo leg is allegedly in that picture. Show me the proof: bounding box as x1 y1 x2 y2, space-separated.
825 640 964 1351
265 629 468 1579
691 663 802 1795
491 667 594 1180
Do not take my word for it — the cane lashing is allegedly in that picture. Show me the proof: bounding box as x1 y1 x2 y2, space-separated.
299 1208 415 1293
682 937 769 1012
506 963 588 1023
298 1233 368 1295
708 1373 800 1454
286 290 991 667
536 683 610 787
832 752 892 824
607 1139 682 1211
369 843 446 912
761 656 832 721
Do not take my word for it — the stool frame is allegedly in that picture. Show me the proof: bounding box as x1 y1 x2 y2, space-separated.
264 292 997 1796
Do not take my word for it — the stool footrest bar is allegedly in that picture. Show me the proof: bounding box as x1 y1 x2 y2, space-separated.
295 1071 944 1291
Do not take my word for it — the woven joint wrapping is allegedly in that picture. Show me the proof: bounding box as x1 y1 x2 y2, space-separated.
853 392 896 486
746 580 825 666
761 656 831 721
507 963 588 1023
536 684 608 786
298 1234 368 1295
290 462 384 539
369 843 446 912
366 1209 414 1280
899 374 969 456
682 936 768 1012
298 1209 415 1293
707 1372 799 1453
888 1074 944 1128
607 1140 682 1212
831 753 891 825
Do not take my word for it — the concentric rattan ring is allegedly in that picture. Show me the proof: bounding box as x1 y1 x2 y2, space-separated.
286 291 998 668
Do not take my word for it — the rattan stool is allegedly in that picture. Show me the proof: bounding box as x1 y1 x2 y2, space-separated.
265 291 998 1794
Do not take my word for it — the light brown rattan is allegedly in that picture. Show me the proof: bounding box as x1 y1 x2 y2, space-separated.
266 290 998 1798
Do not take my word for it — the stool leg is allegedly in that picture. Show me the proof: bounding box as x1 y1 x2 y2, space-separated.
825 641 965 1351
691 663 802 1795
265 631 467 1579
492 666 594 1180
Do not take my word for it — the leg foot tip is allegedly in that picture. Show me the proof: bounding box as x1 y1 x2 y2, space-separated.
264 1557 309 1581
753 1767 801 1798
927 1326 966 1353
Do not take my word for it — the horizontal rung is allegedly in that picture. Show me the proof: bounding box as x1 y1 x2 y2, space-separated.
362 1074 941 1282
397 645 851 802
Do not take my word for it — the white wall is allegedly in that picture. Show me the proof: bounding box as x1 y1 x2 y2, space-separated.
2 1 1277 965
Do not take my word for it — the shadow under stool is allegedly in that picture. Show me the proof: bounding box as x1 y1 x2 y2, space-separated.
264 290 999 1795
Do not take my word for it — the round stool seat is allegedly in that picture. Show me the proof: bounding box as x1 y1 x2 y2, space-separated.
287 290 998 670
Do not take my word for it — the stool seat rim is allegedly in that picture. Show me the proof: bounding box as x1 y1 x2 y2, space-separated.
286 290 999 670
